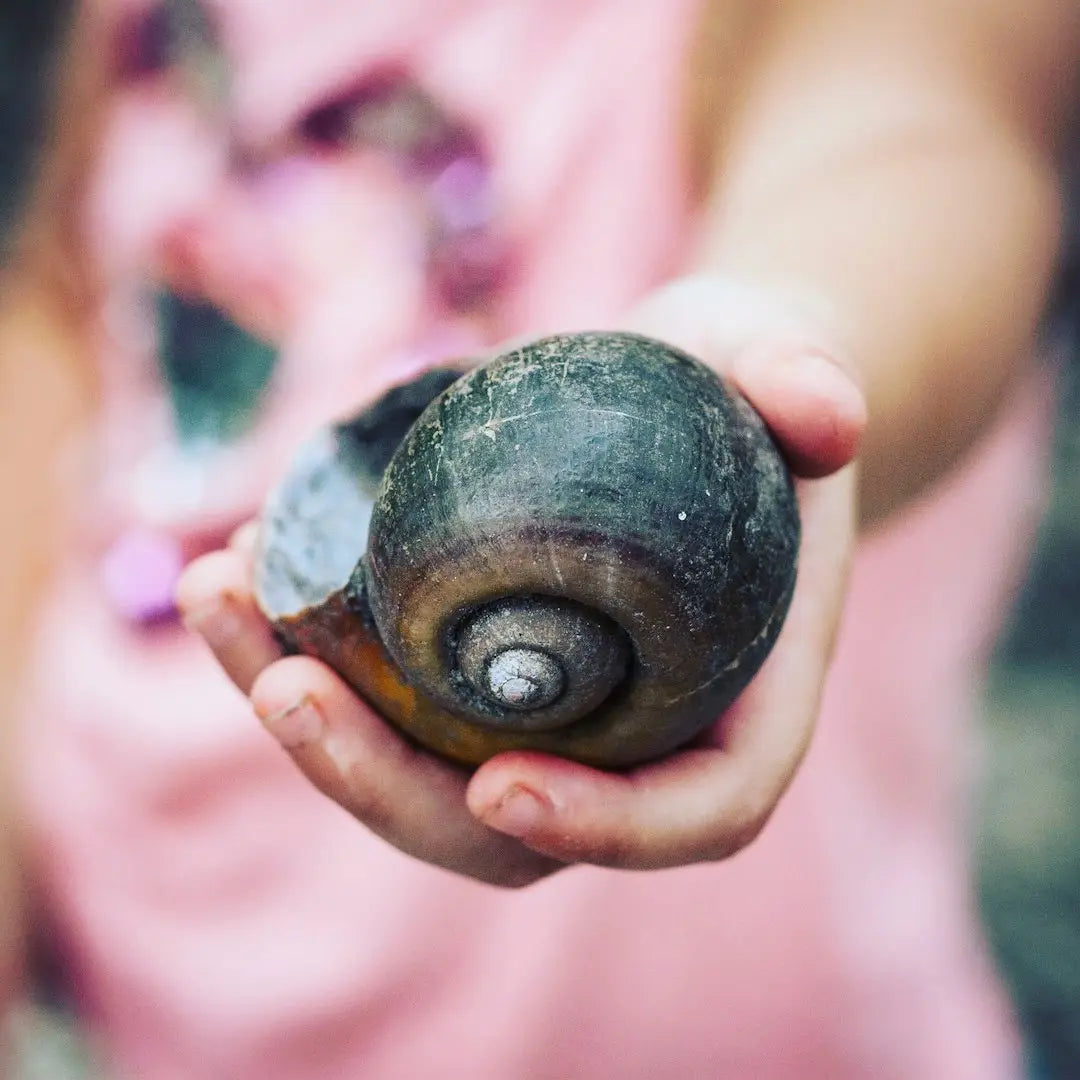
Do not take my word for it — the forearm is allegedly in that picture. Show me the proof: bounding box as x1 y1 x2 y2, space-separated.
697 0 1079 525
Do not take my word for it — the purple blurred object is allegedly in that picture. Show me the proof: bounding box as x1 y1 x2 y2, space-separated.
428 154 494 233
100 528 185 628
300 91 367 149
404 122 485 180
115 3 176 80
429 226 513 311
293 68 509 312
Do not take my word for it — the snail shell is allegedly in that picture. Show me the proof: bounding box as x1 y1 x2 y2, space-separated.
255 332 799 769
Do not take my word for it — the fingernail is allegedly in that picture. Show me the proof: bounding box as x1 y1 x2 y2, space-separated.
481 784 550 837
260 697 324 749
778 351 864 413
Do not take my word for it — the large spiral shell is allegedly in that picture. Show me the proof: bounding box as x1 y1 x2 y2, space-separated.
256 332 799 769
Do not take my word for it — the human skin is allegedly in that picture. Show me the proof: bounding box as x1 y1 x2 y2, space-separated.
178 0 1078 887
0 0 106 1019
2 0 1078 951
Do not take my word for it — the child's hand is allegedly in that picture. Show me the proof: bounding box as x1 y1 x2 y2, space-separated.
177 276 866 887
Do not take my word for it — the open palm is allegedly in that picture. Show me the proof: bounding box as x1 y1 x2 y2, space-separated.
178 275 866 886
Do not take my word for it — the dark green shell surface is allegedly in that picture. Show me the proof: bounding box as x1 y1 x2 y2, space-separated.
360 332 800 766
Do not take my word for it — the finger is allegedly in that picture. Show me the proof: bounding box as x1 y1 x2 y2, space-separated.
730 341 866 478
627 274 866 478
250 656 563 888
176 548 283 695
228 520 259 557
468 469 856 868
466 607 828 870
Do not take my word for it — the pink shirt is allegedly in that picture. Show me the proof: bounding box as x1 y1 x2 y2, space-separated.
18 2 1044 1076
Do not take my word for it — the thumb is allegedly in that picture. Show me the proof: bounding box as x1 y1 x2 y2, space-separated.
626 274 866 478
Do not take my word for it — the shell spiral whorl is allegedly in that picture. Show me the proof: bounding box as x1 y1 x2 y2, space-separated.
452 595 631 731
357 332 800 768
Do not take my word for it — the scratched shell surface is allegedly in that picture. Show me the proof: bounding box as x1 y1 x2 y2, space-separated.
359 331 800 766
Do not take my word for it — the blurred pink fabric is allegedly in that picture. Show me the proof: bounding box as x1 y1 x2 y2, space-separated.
16 1 1046 1076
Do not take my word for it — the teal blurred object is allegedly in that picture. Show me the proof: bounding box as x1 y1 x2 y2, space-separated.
5 1004 105 1079
155 290 280 446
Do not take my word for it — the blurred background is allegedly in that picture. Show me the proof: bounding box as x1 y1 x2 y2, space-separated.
1 4 1078 1079
978 328 1080 1080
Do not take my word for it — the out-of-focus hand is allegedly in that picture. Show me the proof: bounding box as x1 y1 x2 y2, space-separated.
177 275 866 887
